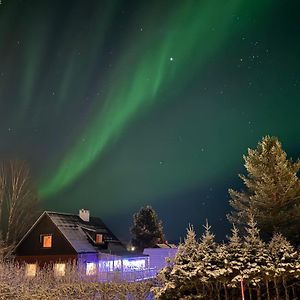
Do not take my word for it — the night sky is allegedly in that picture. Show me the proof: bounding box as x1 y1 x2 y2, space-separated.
0 0 299 242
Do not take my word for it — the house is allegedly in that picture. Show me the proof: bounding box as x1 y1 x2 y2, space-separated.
14 209 153 280
143 243 177 272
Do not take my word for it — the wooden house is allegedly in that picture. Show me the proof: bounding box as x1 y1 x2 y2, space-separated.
14 209 151 279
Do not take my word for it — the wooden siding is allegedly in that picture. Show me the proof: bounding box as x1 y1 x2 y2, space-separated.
15 254 77 267
15 213 77 257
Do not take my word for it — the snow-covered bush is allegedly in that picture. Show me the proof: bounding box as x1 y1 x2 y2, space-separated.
0 259 154 300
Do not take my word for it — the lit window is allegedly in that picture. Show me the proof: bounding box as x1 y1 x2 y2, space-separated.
54 263 66 276
95 234 103 244
42 235 52 248
86 262 97 275
99 260 114 272
113 259 122 271
122 258 146 270
25 263 37 277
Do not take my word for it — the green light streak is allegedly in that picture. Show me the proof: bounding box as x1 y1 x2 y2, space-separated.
39 0 271 198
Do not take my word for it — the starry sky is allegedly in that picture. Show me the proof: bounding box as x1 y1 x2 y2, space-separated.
0 0 299 242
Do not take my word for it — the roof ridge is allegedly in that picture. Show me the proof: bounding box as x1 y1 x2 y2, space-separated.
45 210 79 217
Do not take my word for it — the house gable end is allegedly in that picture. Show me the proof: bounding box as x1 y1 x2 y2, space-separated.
15 213 77 256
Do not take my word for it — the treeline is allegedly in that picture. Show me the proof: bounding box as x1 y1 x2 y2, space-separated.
153 217 300 300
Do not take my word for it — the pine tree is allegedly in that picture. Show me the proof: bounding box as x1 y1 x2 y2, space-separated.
153 225 201 299
130 205 164 251
242 215 270 300
226 225 245 288
268 233 298 299
228 135 300 244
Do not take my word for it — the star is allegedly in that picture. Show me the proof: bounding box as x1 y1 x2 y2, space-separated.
169 57 174 61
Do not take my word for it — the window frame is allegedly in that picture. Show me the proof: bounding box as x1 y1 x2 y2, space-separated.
25 263 37 277
54 263 66 277
40 234 53 248
86 262 97 276
95 233 103 244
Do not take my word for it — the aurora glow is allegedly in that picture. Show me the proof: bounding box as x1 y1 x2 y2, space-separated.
0 0 299 241
38 0 270 197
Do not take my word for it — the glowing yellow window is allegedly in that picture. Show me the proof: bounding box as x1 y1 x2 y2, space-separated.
42 235 52 248
25 263 37 277
54 263 66 277
86 262 97 275
96 234 103 244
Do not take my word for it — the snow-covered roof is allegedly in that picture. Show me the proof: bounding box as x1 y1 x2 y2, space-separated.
46 211 127 254
154 243 177 249
15 210 142 257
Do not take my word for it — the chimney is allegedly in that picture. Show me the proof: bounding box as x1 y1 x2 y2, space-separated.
79 209 90 222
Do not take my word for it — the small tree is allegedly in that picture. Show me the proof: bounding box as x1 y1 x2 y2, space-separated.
226 225 245 297
228 136 300 244
196 221 219 298
0 160 40 252
268 232 298 299
154 225 201 300
130 205 164 251
242 215 270 300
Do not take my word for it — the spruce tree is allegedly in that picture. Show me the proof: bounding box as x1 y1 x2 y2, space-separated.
268 232 298 299
130 205 165 251
154 225 201 299
242 215 270 299
226 225 245 288
228 135 300 244
192 221 220 298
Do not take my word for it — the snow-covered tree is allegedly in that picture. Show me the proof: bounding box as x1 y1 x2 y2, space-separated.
228 136 300 244
196 221 218 286
242 215 270 299
268 232 298 299
154 225 201 299
130 205 164 251
226 225 244 288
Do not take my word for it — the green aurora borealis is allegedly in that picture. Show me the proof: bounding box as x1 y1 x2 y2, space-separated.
0 0 299 240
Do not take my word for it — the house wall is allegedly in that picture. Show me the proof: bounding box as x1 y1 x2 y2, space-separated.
143 248 177 271
15 214 77 261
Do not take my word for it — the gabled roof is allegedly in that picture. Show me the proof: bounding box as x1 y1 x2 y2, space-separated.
15 211 130 255
154 243 177 249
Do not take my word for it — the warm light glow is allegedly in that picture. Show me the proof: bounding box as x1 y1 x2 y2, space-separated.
42 235 52 248
122 258 146 270
99 259 122 271
54 263 66 276
96 233 103 244
99 260 114 272
114 259 122 271
25 263 37 277
86 262 97 275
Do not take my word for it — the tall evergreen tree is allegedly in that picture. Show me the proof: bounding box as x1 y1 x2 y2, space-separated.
130 205 164 251
228 135 300 244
